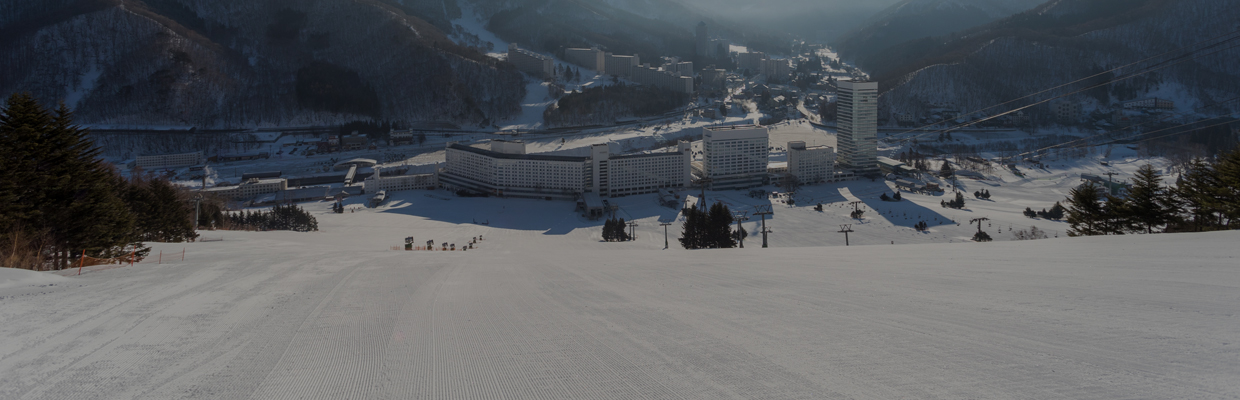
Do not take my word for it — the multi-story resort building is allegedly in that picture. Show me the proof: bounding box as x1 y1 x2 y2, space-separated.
564 47 606 73
837 80 880 176
440 140 692 200
630 64 694 94
786 141 837 184
507 43 555 77
702 125 769 190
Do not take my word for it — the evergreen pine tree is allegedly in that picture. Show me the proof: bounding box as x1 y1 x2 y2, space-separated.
1066 183 1104 236
940 161 954 178
1175 158 1224 231
1214 147 1240 227
706 202 735 248
1124 164 1177 234
680 207 702 249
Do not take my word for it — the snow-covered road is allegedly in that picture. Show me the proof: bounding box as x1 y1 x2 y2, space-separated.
2 223 1238 398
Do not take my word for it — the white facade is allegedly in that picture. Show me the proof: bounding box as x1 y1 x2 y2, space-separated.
604 54 639 77
507 44 554 77
737 52 765 74
363 174 437 193
631 64 694 94
135 151 203 170
593 142 692 197
703 125 769 189
762 59 791 80
786 141 836 184
205 178 288 200
837 80 879 175
564 48 606 73
442 141 692 199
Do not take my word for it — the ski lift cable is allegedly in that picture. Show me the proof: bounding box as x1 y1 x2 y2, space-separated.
889 31 1240 144
884 29 1240 142
897 38 1240 145
1008 96 1240 160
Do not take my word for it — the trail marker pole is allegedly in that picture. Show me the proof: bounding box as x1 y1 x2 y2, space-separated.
158 251 162 265
78 249 85 275
839 224 854 246
130 248 135 266
182 248 185 261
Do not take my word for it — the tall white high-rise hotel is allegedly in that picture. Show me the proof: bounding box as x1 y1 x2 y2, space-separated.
837 80 880 175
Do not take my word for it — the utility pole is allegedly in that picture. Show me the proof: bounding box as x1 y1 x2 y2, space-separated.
192 194 204 231
1103 171 1118 195
627 221 639 240
695 177 713 210
753 205 773 248
733 211 749 248
970 217 990 234
839 224 854 246
660 222 672 249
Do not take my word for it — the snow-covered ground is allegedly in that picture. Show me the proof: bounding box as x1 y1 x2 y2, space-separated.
2 192 1237 398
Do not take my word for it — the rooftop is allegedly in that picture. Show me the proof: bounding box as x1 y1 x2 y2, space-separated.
448 143 587 163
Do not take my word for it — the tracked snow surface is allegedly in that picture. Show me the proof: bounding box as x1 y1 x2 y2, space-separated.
2 194 1239 398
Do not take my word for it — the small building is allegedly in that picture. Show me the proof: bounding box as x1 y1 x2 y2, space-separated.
213 152 270 163
1123 97 1174 110
362 173 437 193
135 151 203 170
204 178 288 200
341 132 367 151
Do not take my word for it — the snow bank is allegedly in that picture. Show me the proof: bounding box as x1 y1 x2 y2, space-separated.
0 268 68 292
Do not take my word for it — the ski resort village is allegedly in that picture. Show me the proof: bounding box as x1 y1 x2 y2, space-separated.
5 0 1240 398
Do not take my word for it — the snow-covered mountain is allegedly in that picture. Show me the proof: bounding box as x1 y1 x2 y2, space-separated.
876 0 1240 122
0 0 526 128
834 0 1044 64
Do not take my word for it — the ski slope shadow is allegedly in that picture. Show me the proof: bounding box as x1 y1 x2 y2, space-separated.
374 190 688 236
845 182 958 230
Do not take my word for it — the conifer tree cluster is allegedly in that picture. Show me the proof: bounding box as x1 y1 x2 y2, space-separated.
941 192 966 209
880 192 903 202
973 189 991 199
1066 155 1240 236
679 202 738 249
898 150 931 172
0 93 198 270
225 205 319 232
914 221 929 232
1023 202 1065 220
602 218 631 242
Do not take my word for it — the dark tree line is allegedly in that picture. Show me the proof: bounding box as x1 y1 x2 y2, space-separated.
1024 202 1066 220
680 202 738 249
544 83 689 127
941 192 966 209
224 205 318 232
0 94 198 270
602 218 631 242
1066 153 1240 236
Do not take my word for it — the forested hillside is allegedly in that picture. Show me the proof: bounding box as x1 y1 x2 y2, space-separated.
833 0 1043 65
876 0 1240 122
0 0 526 127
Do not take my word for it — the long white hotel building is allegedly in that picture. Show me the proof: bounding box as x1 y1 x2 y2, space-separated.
440 140 691 199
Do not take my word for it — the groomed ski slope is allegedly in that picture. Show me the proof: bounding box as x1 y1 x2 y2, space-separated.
2 198 1238 399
